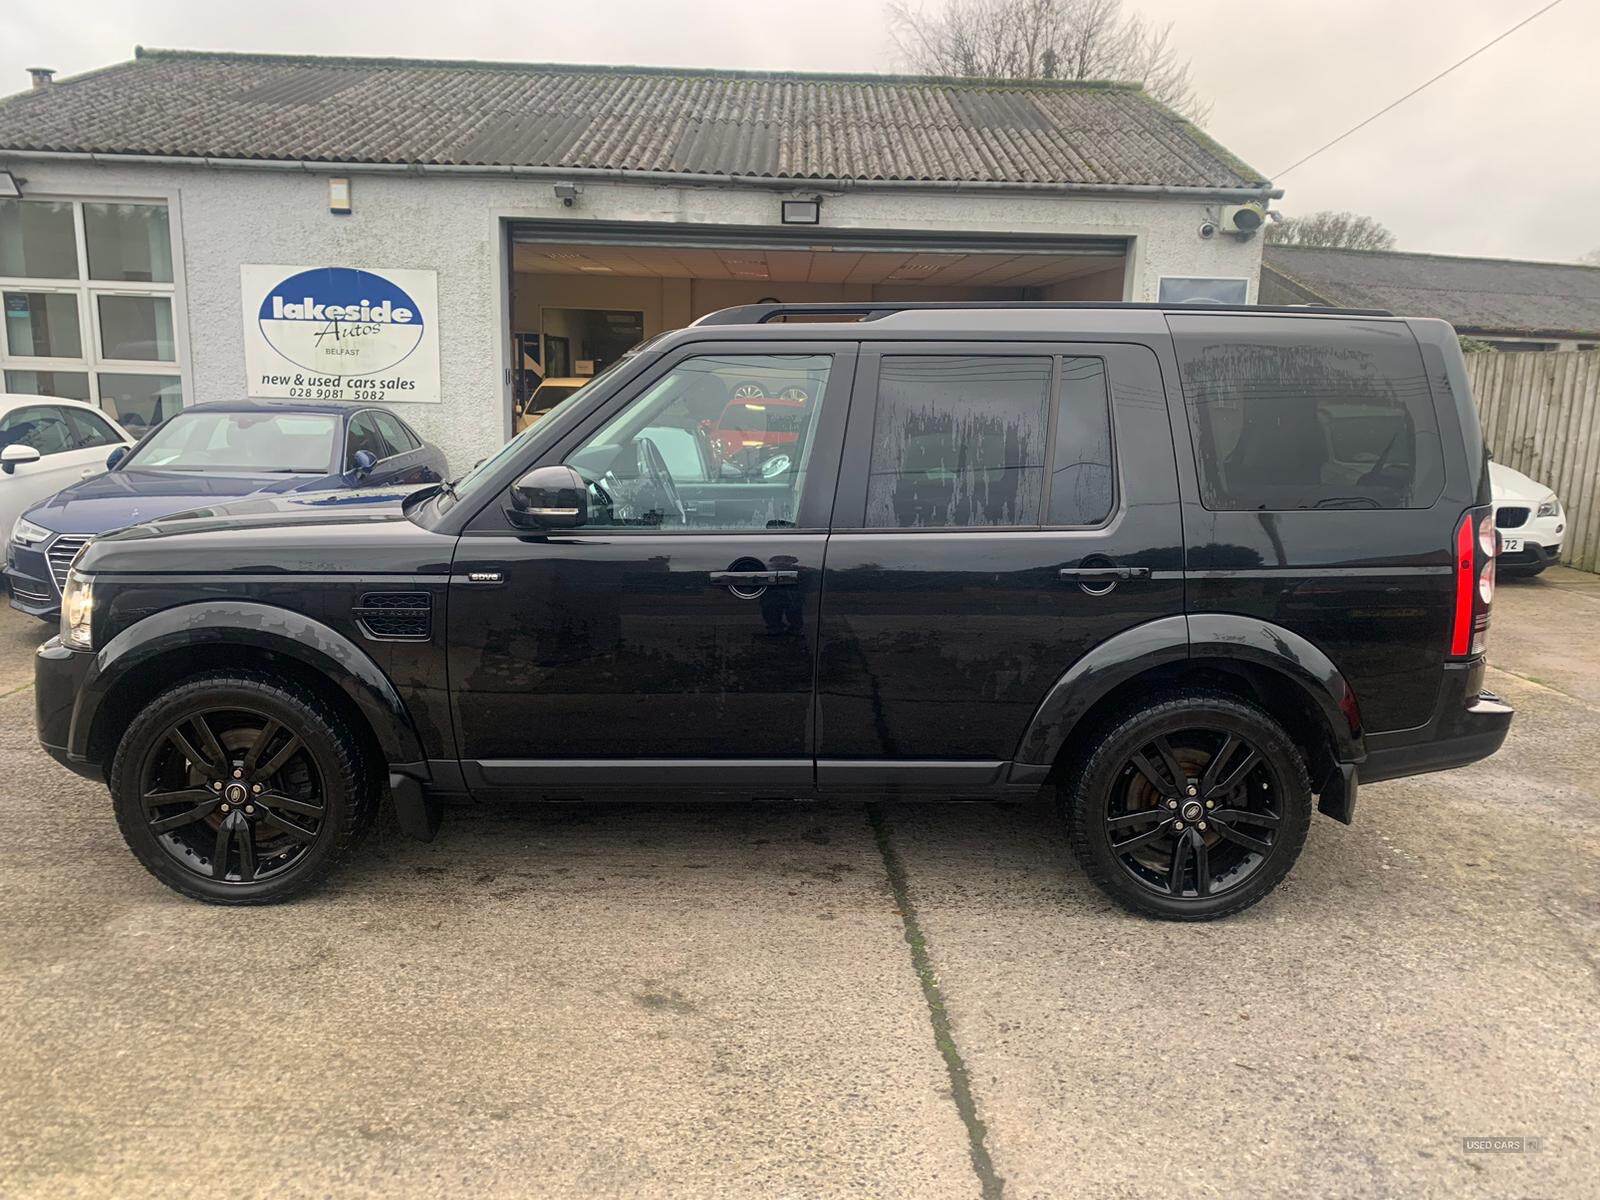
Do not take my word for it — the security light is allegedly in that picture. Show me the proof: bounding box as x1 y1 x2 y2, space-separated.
0 170 20 199
781 198 821 225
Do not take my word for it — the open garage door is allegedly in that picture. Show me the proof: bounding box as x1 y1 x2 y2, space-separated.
505 219 1128 416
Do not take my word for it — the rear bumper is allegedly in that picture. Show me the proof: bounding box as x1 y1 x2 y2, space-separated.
1361 661 1513 783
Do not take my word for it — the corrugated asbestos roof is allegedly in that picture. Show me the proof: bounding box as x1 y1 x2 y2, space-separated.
0 48 1268 191
1262 246 1600 339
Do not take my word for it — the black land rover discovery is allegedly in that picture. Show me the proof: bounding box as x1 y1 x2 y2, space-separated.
34 302 1512 919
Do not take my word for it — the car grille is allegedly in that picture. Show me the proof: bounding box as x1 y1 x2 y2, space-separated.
1495 506 1529 530
45 535 91 592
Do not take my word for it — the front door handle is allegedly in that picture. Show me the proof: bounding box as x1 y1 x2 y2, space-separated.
710 570 799 588
1058 566 1152 581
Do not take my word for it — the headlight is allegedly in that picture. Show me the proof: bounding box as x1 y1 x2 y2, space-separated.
60 570 94 651
10 518 49 547
1536 495 1561 519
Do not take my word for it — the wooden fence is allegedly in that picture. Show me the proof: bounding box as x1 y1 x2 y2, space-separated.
1465 350 1600 572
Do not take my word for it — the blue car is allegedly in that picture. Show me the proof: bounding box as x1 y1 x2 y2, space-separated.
6 399 447 619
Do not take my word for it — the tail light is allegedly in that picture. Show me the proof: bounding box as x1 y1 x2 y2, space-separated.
1450 507 1495 657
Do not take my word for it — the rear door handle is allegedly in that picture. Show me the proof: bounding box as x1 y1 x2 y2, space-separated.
1058 566 1151 581
710 570 799 587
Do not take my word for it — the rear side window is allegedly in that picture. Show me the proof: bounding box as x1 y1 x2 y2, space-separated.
372 410 420 455
1170 316 1444 511
864 355 1114 530
867 356 1052 528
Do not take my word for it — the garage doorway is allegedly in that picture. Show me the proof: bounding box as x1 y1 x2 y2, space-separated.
504 220 1129 431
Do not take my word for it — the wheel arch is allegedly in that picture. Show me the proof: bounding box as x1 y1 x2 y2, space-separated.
74 602 425 776
1014 614 1364 787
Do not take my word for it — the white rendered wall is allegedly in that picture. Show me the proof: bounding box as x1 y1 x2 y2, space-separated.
5 157 1264 470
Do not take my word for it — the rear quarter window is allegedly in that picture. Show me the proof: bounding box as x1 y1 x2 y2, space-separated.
1169 315 1445 511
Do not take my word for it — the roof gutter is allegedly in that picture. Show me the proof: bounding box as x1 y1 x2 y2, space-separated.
1 148 1284 201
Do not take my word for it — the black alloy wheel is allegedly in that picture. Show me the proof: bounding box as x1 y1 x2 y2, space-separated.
1066 691 1312 921
111 672 372 904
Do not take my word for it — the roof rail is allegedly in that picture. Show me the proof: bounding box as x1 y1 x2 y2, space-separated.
692 300 1395 325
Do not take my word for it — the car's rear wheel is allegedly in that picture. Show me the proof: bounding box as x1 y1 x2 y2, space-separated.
110 672 373 904
1065 691 1312 921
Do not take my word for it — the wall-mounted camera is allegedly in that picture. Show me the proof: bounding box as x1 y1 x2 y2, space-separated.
553 181 582 208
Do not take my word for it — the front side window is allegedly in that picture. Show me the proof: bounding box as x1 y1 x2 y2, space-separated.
346 413 385 465
564 353 831 531
0 405 74 455
866 356 1053 529
64 407 122 450
1172 315 1444 511
372 410 420 456
126 411 338 473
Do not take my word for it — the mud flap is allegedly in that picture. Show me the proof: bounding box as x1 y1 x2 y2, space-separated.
389 771 442 841
1317 762 1359 825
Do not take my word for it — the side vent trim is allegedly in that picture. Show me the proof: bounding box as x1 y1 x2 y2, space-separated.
353 592 432 642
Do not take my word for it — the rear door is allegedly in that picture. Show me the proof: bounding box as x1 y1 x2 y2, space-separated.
814 341 1184 791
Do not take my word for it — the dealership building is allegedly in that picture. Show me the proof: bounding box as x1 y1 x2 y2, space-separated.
0 48 1278 470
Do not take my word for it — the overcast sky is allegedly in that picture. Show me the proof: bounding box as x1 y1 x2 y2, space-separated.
3 0 1596 262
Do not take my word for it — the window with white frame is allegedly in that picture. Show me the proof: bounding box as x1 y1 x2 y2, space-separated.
0 198 184 434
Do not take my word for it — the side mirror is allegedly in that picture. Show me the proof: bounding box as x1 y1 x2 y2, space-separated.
1 444 42 474
347 448 378 480
508 464 587 530
106 445 129 470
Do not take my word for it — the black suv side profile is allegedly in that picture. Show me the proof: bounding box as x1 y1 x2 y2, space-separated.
35 302 1512 919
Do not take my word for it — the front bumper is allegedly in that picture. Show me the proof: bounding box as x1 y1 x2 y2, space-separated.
1361 660 1513 783
35 635 101 782
5 542 60 618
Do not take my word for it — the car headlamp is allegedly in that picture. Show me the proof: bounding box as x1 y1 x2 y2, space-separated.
1536 495 1561 519
60 569 94 651
10 517 49 547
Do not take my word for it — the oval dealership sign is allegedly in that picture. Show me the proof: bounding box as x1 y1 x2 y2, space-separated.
241 264 441 403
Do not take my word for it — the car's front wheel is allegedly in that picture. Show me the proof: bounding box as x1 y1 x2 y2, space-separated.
110 671 373 904
1065 691 1312 921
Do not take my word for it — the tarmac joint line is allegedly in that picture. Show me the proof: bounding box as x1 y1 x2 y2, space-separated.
868 804 1004 1200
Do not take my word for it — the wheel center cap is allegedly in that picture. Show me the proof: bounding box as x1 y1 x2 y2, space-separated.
1181 801 1203 822
224 782 249 805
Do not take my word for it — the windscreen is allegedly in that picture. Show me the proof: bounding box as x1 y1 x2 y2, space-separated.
126 411 339 473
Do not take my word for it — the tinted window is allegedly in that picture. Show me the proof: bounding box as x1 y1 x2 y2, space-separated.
565 354 831 531
0 405 73 455
866 356 1051 529
372 410 419 456
65 407 122 450
1049 358 1115 526
1171 316 1444 511
346 413 384 465
128 411 338 473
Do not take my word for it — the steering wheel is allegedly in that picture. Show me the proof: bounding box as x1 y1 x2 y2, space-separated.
637 436 687 527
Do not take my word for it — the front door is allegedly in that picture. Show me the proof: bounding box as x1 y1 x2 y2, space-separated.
814 342 1184 791
448 343 855 797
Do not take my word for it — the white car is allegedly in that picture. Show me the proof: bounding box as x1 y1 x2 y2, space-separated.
2 394 134 604
1490 460 1564 577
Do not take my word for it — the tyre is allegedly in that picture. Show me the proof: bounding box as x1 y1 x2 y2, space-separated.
110 671 374 904
1064 691 1312 921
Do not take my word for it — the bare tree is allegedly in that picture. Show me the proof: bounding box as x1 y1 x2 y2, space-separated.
887 0 1210 122
1265 211 1398 252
